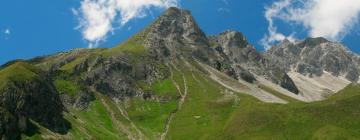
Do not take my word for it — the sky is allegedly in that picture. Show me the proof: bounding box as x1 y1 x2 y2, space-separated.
1 0 360 65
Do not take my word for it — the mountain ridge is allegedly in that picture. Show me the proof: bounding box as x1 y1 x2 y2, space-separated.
0 7 360 139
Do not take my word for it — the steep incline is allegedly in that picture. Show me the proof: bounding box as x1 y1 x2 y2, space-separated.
0 62 69 139
266 38 360 101
208 30 300 94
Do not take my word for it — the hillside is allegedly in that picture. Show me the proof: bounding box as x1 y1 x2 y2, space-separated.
0 7 359 140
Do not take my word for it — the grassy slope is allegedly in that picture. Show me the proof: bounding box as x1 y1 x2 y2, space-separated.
219 84 360 140
0 61 40 89
125 98 178 139
166 60 238 140
65 97 129 139
165 60 360 140
23 54 360 140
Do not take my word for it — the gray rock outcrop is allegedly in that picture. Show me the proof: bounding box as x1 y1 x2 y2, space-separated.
266 37 360 82
209 30 299 94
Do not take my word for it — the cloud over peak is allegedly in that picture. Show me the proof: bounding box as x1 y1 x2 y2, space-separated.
261 0 360 49
74 0 179 48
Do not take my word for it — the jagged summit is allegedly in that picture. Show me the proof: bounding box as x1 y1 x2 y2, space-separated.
144 7 207 48
138 7 216 62
218 30 249 48
266 36 360 100
163 7 191 17
209 30 299 94
267 37 360 82
210 30 259 63
298 37 329 47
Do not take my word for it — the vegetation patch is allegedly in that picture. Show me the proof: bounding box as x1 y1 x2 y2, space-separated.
60 57 86 73
102 33 147 58
151 79 178 97
66 99 128 139
54 79 81 96
220 84 360 140
0 62 40 89
126 98 178 139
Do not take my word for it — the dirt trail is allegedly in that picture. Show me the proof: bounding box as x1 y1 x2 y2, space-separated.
160 63 189 140
90 87 146 140
100 96 138 140
65 113 93 139
114 103 146 140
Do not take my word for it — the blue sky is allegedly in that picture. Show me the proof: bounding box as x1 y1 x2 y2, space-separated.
1 0 360 65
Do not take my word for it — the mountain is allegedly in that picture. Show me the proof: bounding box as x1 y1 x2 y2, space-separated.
209 30 299 94
1 7 360 140
266 37 360 101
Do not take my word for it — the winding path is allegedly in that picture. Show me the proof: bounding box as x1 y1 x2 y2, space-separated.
160 63 188 140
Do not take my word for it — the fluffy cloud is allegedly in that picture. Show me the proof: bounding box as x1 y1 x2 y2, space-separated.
4 29 10 35
260 0 296 50
261 0 360 49
2 28 11 40
74 0 179 48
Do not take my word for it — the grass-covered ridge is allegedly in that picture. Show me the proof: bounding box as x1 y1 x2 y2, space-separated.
102 25 150 58
0 61 41 89
2 55 360 140
220 84 360 140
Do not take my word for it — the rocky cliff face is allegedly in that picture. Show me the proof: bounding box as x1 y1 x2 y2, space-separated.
0 62 69 139
266 37 360 82
145 7 209 52
142 8 300 94
144 7 238 79
209 30 299 94
83 55 166 101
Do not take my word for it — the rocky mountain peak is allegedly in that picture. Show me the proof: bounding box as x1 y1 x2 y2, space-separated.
266 37 360 82
162 7 190 18
210 30 260 63
218 30 249 49
141 7 211 60
298 37 329 47
144 7 208 49
207 30 299 94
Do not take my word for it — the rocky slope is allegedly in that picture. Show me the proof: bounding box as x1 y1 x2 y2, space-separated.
0 7 360 139
266 37 360 100
208 30 299 94
266 37 360 82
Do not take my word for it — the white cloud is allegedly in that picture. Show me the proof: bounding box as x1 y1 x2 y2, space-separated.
4 29 10 35
218 8 230 13
260 0 296 50
2 28 11 40
261 0 360 49
74 0 179 48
